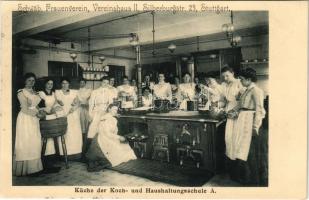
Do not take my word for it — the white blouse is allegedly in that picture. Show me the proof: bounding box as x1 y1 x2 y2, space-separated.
108 86 118 100
153 82 172 101
77 88 92 105
237 83 266 131
142 94 153 107
179 83 196 100
39 91 57 113
88 87 114 118
117 85 137 100
221 79 244 111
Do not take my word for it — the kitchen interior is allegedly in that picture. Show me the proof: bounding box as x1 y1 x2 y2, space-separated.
12 10 268 187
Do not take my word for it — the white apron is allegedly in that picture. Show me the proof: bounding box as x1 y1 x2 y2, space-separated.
232 111 255 161
15 89 42 161
39 91 57 155
224 100 239 160
88 87 113 139
222 79 243 160
55 90 82 155
78 88 92 134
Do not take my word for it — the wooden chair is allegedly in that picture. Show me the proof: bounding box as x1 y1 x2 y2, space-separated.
152 134 170 162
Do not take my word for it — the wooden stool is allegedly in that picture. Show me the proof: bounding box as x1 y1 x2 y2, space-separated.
40 117 69 169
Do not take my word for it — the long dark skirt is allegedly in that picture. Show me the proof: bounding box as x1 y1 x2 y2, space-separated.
85 134 112 172
227 127 268 186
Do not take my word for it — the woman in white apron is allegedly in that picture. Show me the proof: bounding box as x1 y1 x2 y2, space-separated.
13 73 43 176
178 73 196 110
78 78 92 135
108 77 118 101
88 77 114 140
117 76 137 108
226 68 266 185
38 79 58 156
153 73 172 101
85 105 136 171
221 67 244 162
77 78 92 158
55 77 83 160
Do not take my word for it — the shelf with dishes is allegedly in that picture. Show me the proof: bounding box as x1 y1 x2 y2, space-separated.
81 67 109 81
240 67 268 76
240 58 268 65
241 58 268 76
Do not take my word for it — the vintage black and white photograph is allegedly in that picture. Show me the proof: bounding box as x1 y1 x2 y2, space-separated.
11 9 269 187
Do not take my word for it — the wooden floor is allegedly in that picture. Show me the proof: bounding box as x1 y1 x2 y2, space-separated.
13 161 241 187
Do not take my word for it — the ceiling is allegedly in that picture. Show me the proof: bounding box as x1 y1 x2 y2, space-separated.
37 11 228 38
16 11 268 56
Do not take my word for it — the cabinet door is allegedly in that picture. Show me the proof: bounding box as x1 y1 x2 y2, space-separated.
220 48 242 74
199 123 216 172
148 119 175 138
172 121 200 144
171 121 217 171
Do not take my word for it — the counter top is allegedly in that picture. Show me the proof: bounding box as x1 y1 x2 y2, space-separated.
118 110 225 124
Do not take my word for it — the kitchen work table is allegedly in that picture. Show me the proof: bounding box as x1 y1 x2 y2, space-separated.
117 110 226 173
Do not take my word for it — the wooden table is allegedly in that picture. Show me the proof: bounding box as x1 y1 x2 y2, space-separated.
117 111 226 173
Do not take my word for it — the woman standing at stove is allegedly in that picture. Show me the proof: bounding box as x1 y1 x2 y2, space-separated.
221 66 245 163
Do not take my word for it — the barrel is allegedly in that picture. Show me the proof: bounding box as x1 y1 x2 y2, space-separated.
40 117 68 138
